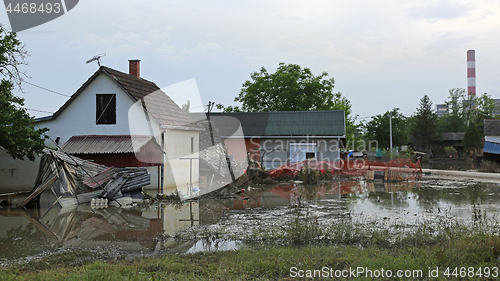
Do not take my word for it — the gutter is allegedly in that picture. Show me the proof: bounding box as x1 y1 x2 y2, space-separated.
160 124 204 131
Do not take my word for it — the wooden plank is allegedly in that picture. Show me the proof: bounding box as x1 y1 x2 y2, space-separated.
16 174 58 209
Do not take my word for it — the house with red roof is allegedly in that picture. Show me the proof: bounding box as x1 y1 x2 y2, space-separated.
31 60 201 195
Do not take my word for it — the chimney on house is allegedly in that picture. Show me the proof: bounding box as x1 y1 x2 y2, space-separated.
129 59 140 77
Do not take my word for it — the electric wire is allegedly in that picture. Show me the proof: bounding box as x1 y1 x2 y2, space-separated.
24 81 71 97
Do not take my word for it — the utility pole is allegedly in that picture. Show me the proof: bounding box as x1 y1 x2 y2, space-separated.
389 113 393 160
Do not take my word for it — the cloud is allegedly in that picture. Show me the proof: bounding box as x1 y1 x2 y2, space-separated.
406 0 472 21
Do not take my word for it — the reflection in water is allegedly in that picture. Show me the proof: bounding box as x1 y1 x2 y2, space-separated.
1 178 500 260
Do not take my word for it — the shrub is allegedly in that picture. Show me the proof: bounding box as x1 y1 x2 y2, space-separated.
444 146 457 158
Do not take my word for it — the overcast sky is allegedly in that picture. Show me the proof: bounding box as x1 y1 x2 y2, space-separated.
2 0 499 121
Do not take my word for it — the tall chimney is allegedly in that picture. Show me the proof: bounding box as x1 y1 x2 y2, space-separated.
467 50 475 96
129 59 140 77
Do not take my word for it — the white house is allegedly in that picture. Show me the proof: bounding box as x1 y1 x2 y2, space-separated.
1 60 200 195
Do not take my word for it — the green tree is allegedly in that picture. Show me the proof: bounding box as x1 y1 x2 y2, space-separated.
471 93 499 135
438 88 467 133
463 121 481 154
0 25 48 161
181 100 190 113
217 63 358 141
410 95 439 150
217 63 358 140
232 63 336 112
362 108 408 149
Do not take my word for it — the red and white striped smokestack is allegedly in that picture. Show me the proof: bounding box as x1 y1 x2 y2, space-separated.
467 50 476 96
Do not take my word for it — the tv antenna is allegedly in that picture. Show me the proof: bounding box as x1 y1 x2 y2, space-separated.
86 53 106 66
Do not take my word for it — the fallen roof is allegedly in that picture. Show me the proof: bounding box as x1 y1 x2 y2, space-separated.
61 135 163 155
37 66 200 130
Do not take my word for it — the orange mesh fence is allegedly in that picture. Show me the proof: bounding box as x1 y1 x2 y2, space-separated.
268 158 422 179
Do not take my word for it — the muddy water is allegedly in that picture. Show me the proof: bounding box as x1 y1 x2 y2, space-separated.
1 175 499 261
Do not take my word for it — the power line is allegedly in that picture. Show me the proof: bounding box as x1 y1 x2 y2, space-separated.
19 107 54 114
24 81 71 97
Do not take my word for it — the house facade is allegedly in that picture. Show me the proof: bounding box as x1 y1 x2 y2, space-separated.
203 111 346 170
1 60 200 194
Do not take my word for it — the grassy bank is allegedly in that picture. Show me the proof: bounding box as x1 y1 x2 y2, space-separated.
1 236 499 280
2 217 500 280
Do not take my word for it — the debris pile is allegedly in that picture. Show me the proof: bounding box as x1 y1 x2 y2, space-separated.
17 149 150 209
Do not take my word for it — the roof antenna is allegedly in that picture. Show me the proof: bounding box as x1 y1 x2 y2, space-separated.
86 53 106 66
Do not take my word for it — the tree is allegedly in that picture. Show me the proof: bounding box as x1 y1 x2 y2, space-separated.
231 63 336 112
362 108 408 149
438 88 467 133
217 63 359 141
181 100 190 113
0 25 48 161
410 95 439 150
463 121 481 154
438 89 499 135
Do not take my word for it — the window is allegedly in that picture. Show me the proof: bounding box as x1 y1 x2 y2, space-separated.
96 94 116 124
289 143 317 163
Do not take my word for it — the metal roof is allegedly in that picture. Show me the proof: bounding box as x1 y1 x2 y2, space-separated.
484 141 500 155
207 110 346 137
484 119 500 136
441 132 465 141
61 135 162 155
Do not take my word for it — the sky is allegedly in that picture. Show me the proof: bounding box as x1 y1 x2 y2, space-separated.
1 0 500 121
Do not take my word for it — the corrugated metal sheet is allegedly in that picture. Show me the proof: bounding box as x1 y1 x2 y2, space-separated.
208 110 345 137
265 111 345 136
484 141 500 155
82 167 117 189
62 135 161 154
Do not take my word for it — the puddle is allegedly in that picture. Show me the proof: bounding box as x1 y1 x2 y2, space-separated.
1 175 500 262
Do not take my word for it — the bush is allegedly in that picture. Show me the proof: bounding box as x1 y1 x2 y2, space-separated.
478 160 500 173
444 146 457 158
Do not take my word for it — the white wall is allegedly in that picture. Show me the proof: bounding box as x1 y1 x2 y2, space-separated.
0 149 40 191
37 73 161 146
3 72 200 193
485 136 500 144
162 129 200 194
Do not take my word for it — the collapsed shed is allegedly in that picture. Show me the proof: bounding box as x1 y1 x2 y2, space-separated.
17 148 150 209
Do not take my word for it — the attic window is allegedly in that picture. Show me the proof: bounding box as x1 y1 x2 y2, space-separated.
96 94 116 125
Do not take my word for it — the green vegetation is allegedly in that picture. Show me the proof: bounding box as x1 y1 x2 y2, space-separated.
463 121 482 154
361 108 408 149
216 63 359 143
410 95 440 150
2 219 500 280
444 146 457 158
0 24 48 160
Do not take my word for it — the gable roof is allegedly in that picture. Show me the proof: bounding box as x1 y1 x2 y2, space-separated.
194 110 346 138
38 66 199 130
441 132 465 141
484 119 500 136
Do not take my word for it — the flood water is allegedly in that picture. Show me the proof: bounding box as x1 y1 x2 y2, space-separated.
1 175 500 262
